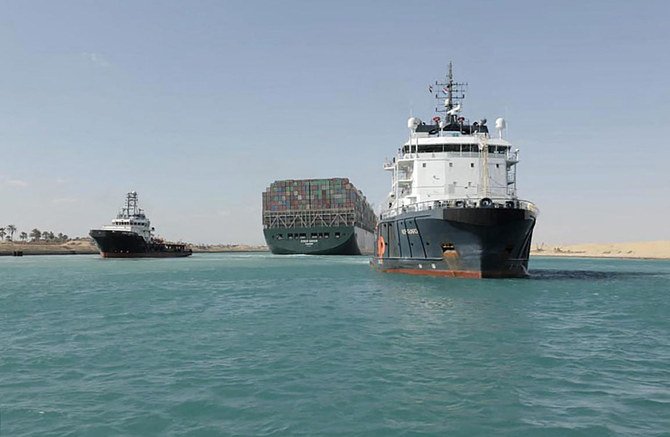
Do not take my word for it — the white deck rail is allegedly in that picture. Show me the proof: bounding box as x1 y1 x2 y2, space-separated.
380 198 538 220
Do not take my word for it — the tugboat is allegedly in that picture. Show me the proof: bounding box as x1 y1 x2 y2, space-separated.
372 63 538 278
89 191 192 258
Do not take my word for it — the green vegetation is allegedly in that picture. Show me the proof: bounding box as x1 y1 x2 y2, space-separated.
1 225 70 243
7 224 16 241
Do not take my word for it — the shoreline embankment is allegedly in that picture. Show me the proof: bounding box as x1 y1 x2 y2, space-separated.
530 241 670 260
3 241 668 259
0 241 269 256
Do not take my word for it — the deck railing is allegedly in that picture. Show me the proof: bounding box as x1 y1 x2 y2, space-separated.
380 198 538 219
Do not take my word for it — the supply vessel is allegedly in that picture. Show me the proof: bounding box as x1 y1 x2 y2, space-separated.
89 191 192 258
262 178 376 255
372 63 538 278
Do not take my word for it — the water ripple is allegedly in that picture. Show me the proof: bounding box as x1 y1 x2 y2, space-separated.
1 255 669 435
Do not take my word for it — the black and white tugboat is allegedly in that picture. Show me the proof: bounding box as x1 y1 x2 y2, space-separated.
372 63 538 278
89 191 192 258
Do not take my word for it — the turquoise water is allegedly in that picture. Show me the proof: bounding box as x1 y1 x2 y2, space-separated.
1 254 669 436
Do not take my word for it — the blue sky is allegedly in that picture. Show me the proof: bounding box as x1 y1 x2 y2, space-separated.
1 0 668 244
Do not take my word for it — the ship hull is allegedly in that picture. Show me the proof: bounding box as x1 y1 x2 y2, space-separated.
264 225 375 255
89 230 192 258
372 206 536 278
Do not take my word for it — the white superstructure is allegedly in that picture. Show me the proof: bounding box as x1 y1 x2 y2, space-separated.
384 135 519 207
382 63 530 218
100 191 154 242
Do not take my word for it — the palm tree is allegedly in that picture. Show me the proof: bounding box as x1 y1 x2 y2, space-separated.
6 224 16 241
30 228 41 242
19 232 28 242
0 228 5 241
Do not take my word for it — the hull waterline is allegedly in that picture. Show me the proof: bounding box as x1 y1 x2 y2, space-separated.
264 225 375 255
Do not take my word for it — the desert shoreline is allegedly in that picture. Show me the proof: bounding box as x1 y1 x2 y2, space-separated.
531 254 670 261
2 241 669 260
0 240 269 257
530 241 670 260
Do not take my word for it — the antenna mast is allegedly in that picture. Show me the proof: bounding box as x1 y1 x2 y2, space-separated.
430 61 468 124
122 191 140 217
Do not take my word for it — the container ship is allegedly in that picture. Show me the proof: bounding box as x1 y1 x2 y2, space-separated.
372 63 538 278
262 178 377 255
89 191 192 258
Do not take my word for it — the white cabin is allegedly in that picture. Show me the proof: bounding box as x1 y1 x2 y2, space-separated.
383 131 520 211
101 191 154 242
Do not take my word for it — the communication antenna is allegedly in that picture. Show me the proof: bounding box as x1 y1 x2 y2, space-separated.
121 191 142 217
429 62 468 123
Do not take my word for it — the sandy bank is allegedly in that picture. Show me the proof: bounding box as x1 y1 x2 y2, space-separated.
0 240 98 256
531 241 670 260
0 240 268 256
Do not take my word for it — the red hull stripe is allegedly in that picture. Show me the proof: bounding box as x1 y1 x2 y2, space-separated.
381 268 483 278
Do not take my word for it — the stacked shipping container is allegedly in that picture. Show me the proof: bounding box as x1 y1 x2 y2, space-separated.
262 178 377 232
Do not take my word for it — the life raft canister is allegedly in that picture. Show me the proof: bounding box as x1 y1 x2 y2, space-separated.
377 235 386 258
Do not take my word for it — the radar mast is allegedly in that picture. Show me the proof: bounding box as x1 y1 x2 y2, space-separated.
118 191 143 218
430 61 468 124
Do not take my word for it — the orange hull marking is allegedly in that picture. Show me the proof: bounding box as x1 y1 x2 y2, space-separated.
376 236 386 258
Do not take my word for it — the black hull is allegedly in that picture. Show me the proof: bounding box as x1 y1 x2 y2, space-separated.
264 226 374 255
372 206 536 278
89 230 192 258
